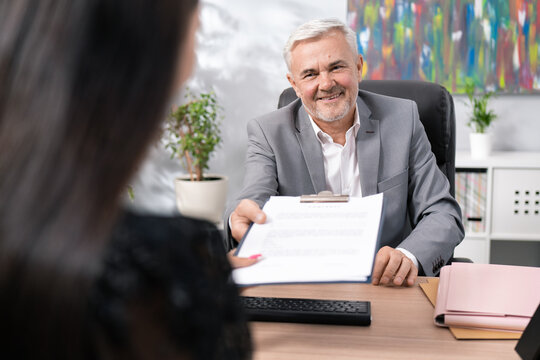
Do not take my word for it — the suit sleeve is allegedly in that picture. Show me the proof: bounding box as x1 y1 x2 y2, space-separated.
397 102 464 276
222 119 279 251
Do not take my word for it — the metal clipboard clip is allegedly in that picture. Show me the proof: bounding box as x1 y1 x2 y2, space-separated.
300 190 349 203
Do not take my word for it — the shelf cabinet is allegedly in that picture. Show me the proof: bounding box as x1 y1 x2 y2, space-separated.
454 151 540 266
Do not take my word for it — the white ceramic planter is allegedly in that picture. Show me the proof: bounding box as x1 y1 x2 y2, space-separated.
469 133 492 159
174 174 228 225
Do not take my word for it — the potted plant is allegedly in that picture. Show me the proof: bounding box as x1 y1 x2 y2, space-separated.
165 90 228 225
465 79 497 159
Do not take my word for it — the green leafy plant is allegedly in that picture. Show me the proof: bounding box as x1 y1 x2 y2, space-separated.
165 91 221 181
465 79 497 134
127 185 135 201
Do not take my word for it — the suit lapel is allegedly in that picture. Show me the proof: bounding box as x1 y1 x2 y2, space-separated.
356 94 380 196
294 105 326 193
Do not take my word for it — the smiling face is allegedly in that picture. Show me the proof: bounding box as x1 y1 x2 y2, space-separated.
286 30 363 125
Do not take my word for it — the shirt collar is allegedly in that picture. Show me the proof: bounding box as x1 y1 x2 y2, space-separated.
308 105 361 145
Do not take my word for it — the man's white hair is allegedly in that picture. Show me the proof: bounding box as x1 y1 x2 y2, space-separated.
283 18 358 71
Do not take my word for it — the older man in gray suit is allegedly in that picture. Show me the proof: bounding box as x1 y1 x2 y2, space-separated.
226 18 464 286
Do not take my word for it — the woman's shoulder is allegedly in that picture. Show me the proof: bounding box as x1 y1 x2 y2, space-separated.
112 211 227 259
89 210 251 359
113 211 220 242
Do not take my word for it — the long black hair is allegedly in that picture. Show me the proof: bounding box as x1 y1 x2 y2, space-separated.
0 0 199 358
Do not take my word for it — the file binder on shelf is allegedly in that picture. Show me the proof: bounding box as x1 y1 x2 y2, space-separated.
455 168 487 234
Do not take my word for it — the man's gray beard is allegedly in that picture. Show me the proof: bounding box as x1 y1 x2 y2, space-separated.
306 99 352 123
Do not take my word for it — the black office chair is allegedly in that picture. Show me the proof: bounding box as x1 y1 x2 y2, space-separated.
278 80 470 264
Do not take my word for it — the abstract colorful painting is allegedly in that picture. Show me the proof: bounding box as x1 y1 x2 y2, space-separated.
347 0 540 93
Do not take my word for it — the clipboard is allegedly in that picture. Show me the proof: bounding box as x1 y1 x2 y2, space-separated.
235 191 351 255
232 193 384 286
300 191 349 203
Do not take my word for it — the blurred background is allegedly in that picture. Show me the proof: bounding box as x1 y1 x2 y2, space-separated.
126 0 540 215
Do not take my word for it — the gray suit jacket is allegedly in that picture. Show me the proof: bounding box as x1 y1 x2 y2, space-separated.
225 90 464 276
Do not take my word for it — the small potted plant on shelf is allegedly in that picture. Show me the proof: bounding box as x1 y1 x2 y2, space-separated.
465 79 497 159
165 90 227 225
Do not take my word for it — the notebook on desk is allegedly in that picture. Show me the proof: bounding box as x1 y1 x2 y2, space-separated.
420 278 522 339
434 263 540 332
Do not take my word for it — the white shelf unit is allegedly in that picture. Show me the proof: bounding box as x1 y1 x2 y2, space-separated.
454 151 540 265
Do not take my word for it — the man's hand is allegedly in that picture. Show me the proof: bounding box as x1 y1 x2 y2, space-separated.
372 246 418 286
230 199 266 242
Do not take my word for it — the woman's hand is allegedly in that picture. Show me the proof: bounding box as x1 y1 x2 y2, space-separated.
227 249 262 269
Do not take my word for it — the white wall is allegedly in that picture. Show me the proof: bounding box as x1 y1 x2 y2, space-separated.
455 95 540 151
127 0 540 215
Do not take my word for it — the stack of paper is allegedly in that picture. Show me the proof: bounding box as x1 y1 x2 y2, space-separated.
232 193 383 286
434 263 540 332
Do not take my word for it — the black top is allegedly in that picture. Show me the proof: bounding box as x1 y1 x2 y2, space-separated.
90 211 252 360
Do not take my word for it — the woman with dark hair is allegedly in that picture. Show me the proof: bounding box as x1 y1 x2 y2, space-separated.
0 1 251 359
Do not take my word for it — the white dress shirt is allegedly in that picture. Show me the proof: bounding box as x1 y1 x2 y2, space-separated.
308 107 419 269
308 109 362 197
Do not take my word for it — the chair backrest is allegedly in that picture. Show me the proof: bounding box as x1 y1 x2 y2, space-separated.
277 80 456 197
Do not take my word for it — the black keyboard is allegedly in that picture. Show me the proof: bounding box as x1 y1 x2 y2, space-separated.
240 296 371 326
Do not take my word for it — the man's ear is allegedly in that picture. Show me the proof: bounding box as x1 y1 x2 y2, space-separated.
286 73 302 98
356 54 364 81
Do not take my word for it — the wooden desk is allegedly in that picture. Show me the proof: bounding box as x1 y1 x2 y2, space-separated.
242 278 519 360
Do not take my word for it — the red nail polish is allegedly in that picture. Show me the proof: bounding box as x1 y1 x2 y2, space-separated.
248 254 262 259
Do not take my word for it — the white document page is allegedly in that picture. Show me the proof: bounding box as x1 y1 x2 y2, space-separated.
232 193 383 286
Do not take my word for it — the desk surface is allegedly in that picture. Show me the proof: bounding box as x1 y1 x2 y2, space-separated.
242 278 519 360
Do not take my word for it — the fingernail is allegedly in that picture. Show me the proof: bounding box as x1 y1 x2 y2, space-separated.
255 214 264 223
394 276 402 284
249 254 262 259
381 277 389 284
372 277 379 285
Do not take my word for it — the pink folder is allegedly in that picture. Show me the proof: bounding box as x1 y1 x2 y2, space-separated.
435 263 540 331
